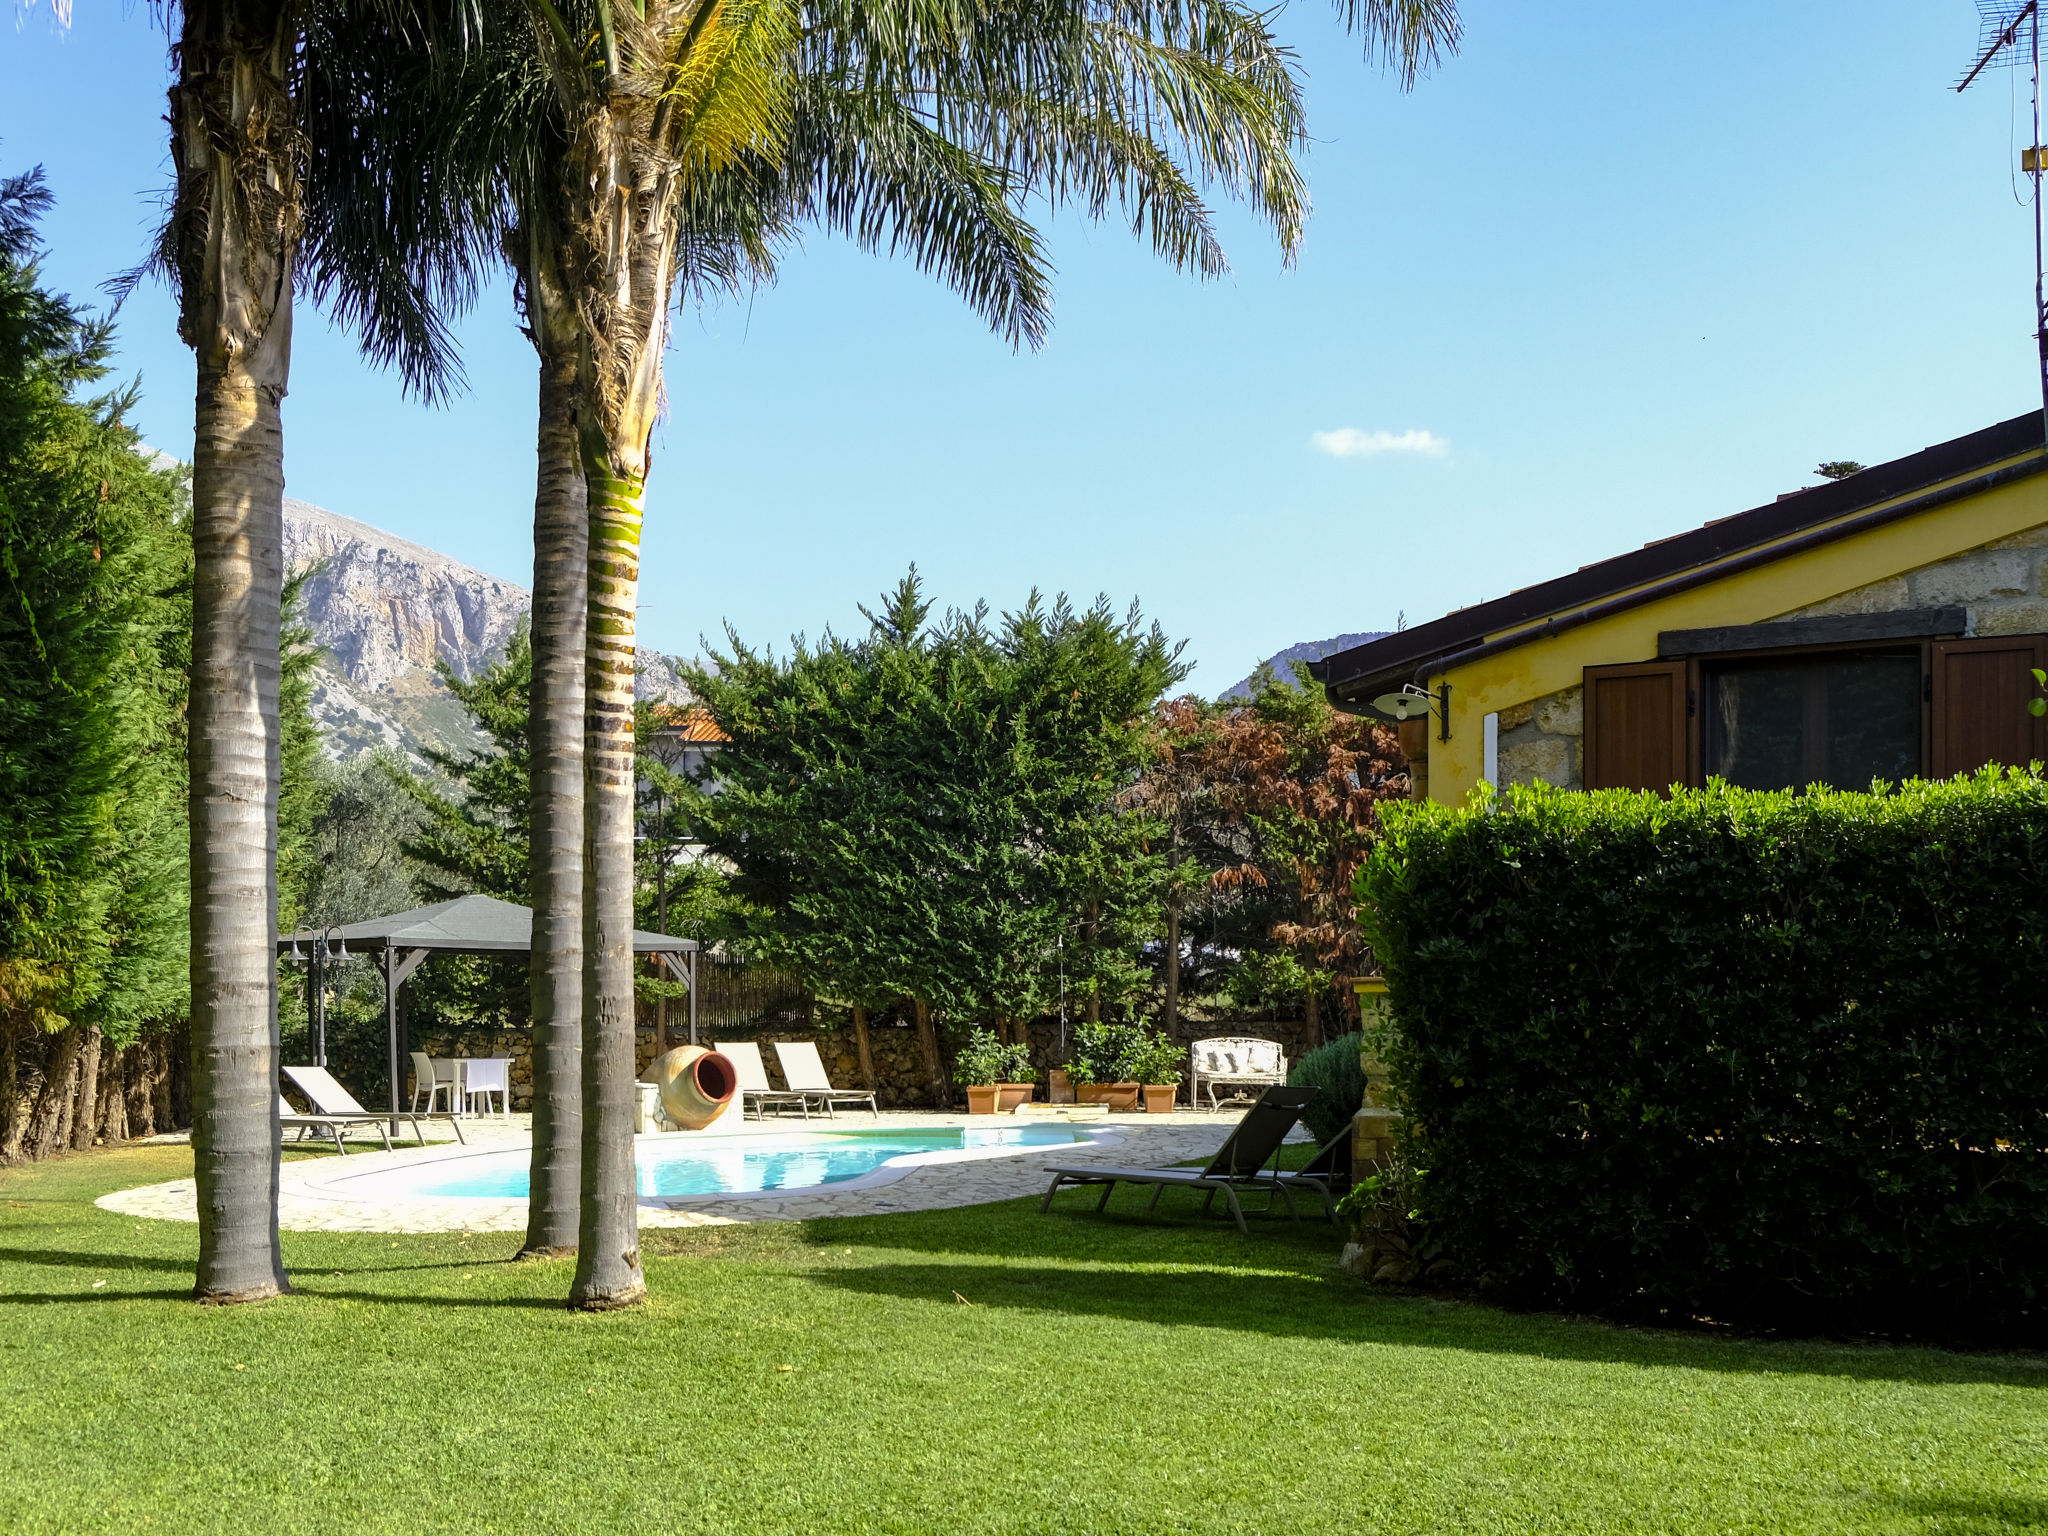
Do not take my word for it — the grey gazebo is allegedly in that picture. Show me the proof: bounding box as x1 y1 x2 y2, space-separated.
280 894 700 1121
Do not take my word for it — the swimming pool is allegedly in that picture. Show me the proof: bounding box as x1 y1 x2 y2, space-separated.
327 1124 1109 1202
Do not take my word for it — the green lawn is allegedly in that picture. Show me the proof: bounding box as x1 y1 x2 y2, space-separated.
2 1147 2045 1535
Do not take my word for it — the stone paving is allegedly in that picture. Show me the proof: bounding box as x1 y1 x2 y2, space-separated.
96 1108 1261 1234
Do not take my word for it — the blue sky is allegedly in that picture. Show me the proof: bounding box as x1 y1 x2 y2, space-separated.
2 2 2041 692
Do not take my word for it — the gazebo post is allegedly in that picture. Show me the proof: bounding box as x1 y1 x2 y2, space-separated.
384 942 400 1135
688 950 698 1045
310 943 325 1068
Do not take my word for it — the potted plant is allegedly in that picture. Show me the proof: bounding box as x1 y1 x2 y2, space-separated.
953 1028 1035 1114
1132 1034 1182 1114
1065 1022 1143 1111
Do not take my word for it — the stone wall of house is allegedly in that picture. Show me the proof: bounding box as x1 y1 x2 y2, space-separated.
1493 685 1585 792
1782 522 2048 633
409 1005 1336 1112
1482 526 2048 794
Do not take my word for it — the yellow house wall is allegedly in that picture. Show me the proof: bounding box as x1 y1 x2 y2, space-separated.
1426 457 2048 804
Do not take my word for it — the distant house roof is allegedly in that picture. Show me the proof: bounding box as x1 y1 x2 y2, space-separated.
278 893 697 953
1309 411 2048 712
647 704 728 743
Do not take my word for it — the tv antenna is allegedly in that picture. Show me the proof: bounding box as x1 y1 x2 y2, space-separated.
1960 1 2048 440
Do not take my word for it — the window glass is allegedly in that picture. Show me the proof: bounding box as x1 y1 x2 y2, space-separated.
1704 650 1921 790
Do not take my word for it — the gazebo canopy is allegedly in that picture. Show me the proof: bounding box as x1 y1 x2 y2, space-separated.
279 893 698 955
278 894 699 1122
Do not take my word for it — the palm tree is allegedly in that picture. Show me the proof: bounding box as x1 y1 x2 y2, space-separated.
309 0 1458 1304
511 0 1322 1311
121 0 456 1301
161 0 306 1303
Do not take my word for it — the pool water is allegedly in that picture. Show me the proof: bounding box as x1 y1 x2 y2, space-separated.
361 1124 1100 1200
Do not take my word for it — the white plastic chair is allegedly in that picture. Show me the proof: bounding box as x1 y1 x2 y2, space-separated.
464 1057 510 1117
408 1051 459 1114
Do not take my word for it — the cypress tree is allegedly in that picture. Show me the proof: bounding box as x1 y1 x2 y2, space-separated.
0 163 190 1160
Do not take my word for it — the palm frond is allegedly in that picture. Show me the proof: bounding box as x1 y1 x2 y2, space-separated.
658 0 803 181
1330 0 1460 86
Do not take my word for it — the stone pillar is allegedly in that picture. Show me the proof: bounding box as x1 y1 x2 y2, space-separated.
1352 978 1403 1170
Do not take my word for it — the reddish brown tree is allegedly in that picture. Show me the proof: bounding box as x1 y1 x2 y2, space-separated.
1155 679 1407 1044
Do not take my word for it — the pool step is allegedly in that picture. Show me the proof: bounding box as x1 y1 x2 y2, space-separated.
1012 1102 1110 1121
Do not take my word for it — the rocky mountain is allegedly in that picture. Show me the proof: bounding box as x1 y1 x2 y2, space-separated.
283 498 691 765
1219 632 1386 702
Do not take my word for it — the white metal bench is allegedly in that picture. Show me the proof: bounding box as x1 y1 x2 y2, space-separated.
1189 1036 1289 1110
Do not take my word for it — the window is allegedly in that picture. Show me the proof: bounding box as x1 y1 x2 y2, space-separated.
1583 633 2048 794
1702 649 1921 791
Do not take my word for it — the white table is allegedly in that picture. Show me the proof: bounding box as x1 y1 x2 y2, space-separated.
453 1057 511 1117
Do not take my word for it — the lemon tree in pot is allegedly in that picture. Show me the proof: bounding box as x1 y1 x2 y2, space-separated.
1131 1033 1183 1114
954 1029 1035 1114
1065 1022 1144 1112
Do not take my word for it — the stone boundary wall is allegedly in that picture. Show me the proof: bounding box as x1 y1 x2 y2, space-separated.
410 1009 1336 1112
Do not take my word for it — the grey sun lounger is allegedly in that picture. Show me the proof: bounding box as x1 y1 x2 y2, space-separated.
772 1041 879 1119
1262 1123 1354 1224
277 1094 395 1155
1038 1086 1316 1234
713 1041 813 1119
283 1064 460 1146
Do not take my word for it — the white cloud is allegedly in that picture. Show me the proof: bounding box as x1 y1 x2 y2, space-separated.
1311 427 1448 460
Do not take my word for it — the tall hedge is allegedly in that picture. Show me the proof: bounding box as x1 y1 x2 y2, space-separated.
1360 771 2048 1339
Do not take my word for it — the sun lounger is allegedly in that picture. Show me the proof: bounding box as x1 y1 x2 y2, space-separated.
712 1041 813 1119
1264 1124 1354 1223
1038 1086 1315 1234
276 1093 394 1155
772 1041 879 1119
283 1064 460 1145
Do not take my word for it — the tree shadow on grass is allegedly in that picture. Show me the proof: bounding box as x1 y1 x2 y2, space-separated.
789 1200 2048 1391
0 1245 194 1275
0 1283 571 1310
1881 1494 2048 1532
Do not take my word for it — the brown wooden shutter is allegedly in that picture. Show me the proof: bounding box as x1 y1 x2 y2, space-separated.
1931 635 2048 777
1583 661 1690 792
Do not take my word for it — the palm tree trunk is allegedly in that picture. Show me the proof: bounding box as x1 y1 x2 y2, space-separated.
173 7 298 1304
559 61 685 1311
520 255 586 1260
568 443 648 1310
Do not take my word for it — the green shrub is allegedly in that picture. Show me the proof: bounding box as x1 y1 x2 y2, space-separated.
1360 771 2048 1340
952 1028 1033 1087
1128 1031 1183 1086
1288 1032 1365 1146
1064 1021 1152 1084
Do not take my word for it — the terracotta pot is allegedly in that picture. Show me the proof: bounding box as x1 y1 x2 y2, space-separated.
648 1046 739 1130
1142 1085 1177 1115
997 1083 1035 1112
1076 1082 1141 1112
965 1085 1001 1115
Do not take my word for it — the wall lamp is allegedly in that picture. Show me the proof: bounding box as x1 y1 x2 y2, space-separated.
1370 682 1452 743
